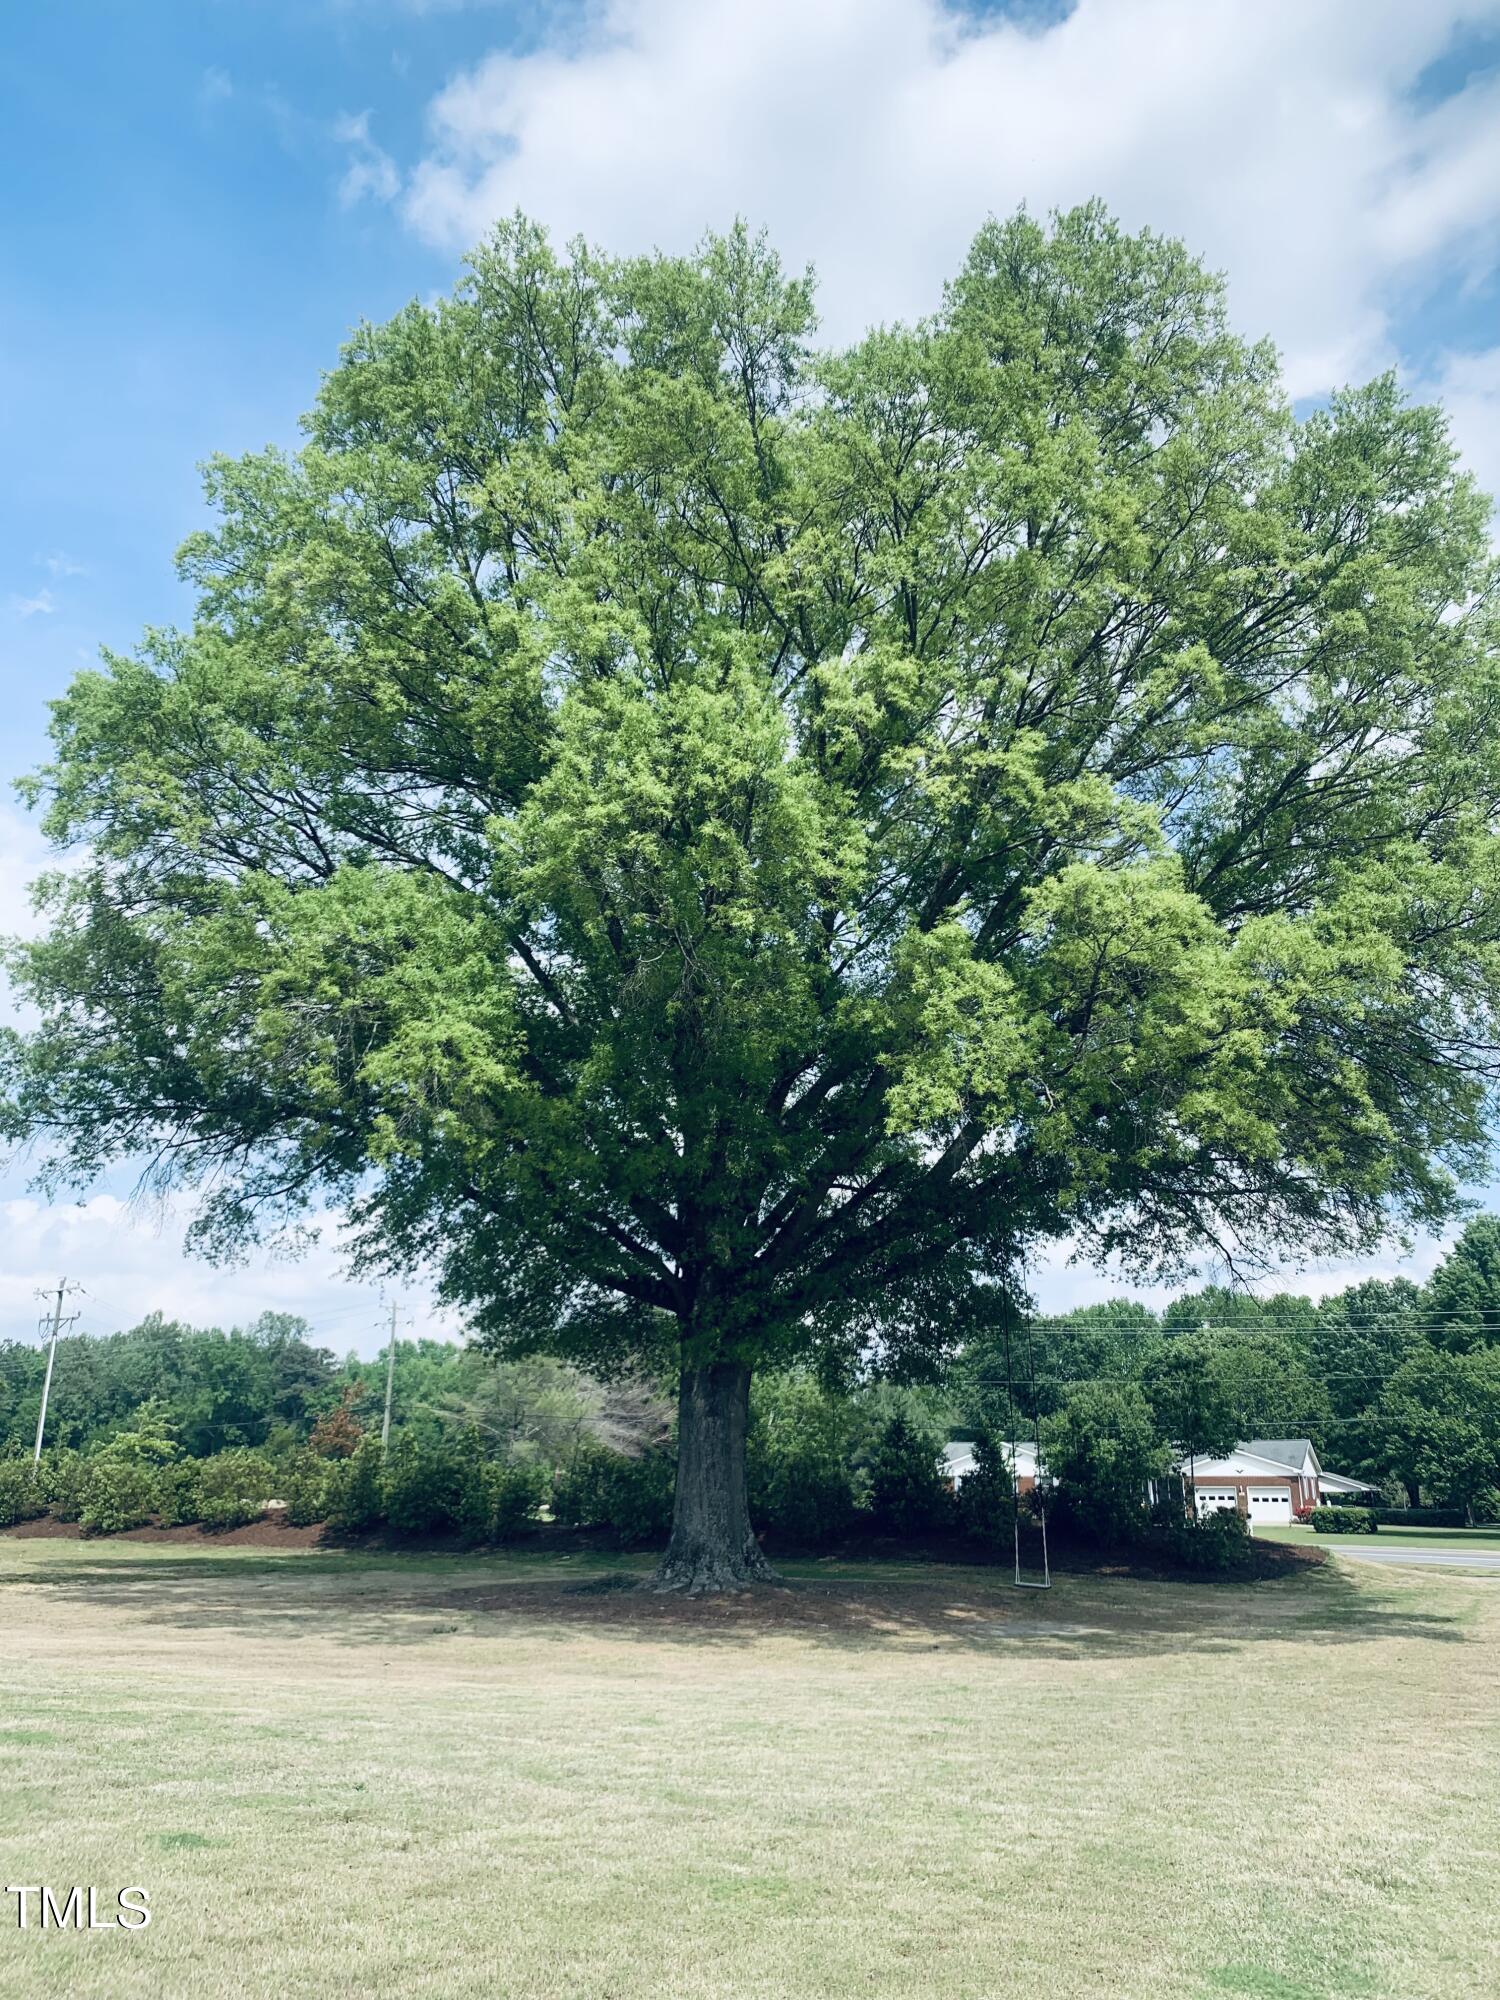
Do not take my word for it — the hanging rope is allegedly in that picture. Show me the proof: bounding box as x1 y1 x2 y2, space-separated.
999 1280 1051 1590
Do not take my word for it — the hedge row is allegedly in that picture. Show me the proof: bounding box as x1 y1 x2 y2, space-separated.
1373 1506 1468 1529
0 1410 980 1549
1310 1506 1379 1535
0 1438 551 1541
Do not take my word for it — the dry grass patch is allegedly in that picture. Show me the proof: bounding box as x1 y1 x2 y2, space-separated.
0 1538 1496 2000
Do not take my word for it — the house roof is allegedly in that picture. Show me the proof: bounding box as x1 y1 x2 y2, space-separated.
1242 1438 1320 1476
1318 1469 1380 1494
942 1440 1040 1477
1182 1440 1372 1491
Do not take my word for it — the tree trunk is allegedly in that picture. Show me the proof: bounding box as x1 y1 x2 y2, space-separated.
651 1360 777 1594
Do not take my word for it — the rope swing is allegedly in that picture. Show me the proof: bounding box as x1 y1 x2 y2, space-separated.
999 1281 1051 1590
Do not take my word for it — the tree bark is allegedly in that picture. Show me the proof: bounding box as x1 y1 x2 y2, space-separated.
651 1360 777 1593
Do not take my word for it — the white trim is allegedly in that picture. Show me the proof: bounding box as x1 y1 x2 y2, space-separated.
1181 1449 1313 1481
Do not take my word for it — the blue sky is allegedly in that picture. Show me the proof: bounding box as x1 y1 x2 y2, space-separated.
4 0 1500 1352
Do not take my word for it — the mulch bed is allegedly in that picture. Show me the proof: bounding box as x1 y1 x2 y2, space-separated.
2 1515 327 1548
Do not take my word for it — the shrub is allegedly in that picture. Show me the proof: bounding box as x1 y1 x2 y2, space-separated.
1310 1506 1378 1535
1142 1507 1256 1574
755 1449 858 1546
99 1397 181 1466
552 1441 675 1546
749 1376 858 1547
1040 1383 1170 1545
381 1434 467 1536
953 1432 1017 1548
155 1460 204 1528
457 1458 547 1544
865 1411 954 1537
278 1450 331 1527
0 1458 47 1528
1373 1507 1467 1528
308 1389 365 1460
79 1458 158 1535
324 1438 386 1533
194 1450 278 1531
38 1448 88 1522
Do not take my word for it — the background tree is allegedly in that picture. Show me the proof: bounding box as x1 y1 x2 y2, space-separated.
1141 1334 1238 1476
1426 1219 1500 1351
1040 1382 1170 1543
865 1409 951 1537
1372 1345 1500 1523
6 207 1500 1589
0 1312 341 1456
1308 1276 1427 1482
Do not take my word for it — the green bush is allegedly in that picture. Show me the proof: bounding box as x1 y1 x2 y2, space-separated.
99 1397 182 1467
457 1458 546 1544
1311 1506 1378 1535
278 1450 331 1527
865 1411 953 1537
953 1433 1017 1548
1039 1383 1170 1545
154 1460 204 1527
38 1448 88 1522
79 1457 159 1535
749 1377 858 1546
552 1442 675 1546
324 1438 386 1533
0 1458 47 1528
194 1450 278 1530
381 1434 467 1536
755 1449 857 1546
1143 1508 1256 1573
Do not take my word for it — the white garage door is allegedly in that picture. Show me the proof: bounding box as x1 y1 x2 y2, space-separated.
1246 1486 1293 1523
1195 1488 1239 1518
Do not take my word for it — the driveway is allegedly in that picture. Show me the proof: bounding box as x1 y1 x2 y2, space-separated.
1333 1545 1500 1573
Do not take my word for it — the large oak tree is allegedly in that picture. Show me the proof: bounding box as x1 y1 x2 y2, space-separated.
6 208 1500 1588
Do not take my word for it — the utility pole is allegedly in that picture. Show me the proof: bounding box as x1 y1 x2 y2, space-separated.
33 1280 79 1468
380 1297 399 1448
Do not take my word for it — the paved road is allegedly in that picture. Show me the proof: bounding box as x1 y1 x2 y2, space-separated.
1333 1545 1500 1573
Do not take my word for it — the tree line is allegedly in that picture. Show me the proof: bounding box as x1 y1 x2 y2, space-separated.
5 1212 1499 1534
959 1217 1500 1525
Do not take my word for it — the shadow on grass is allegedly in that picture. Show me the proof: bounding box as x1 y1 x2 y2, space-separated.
1 1541 1478 1660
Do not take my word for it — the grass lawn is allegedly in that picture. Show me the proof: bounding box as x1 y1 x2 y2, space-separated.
2 1537 1498 2000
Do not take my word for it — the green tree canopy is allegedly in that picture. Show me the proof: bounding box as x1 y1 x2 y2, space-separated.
1141 1334 1238 1463
1426 1218 1500 1350
1372 1345 1500 1521
6 206 1500 1588
1040 1381 1170 1542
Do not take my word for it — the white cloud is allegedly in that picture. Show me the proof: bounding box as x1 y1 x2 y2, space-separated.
335 109 401 207
0 1192 457 1358
40 552 85 580
1029 1229 1457 1317
9 589 55 619
1426 345 1500 519
401 0 1500 401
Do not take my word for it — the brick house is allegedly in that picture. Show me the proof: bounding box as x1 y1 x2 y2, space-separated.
1181 1439 1377 1524
943 1435 1376 1525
